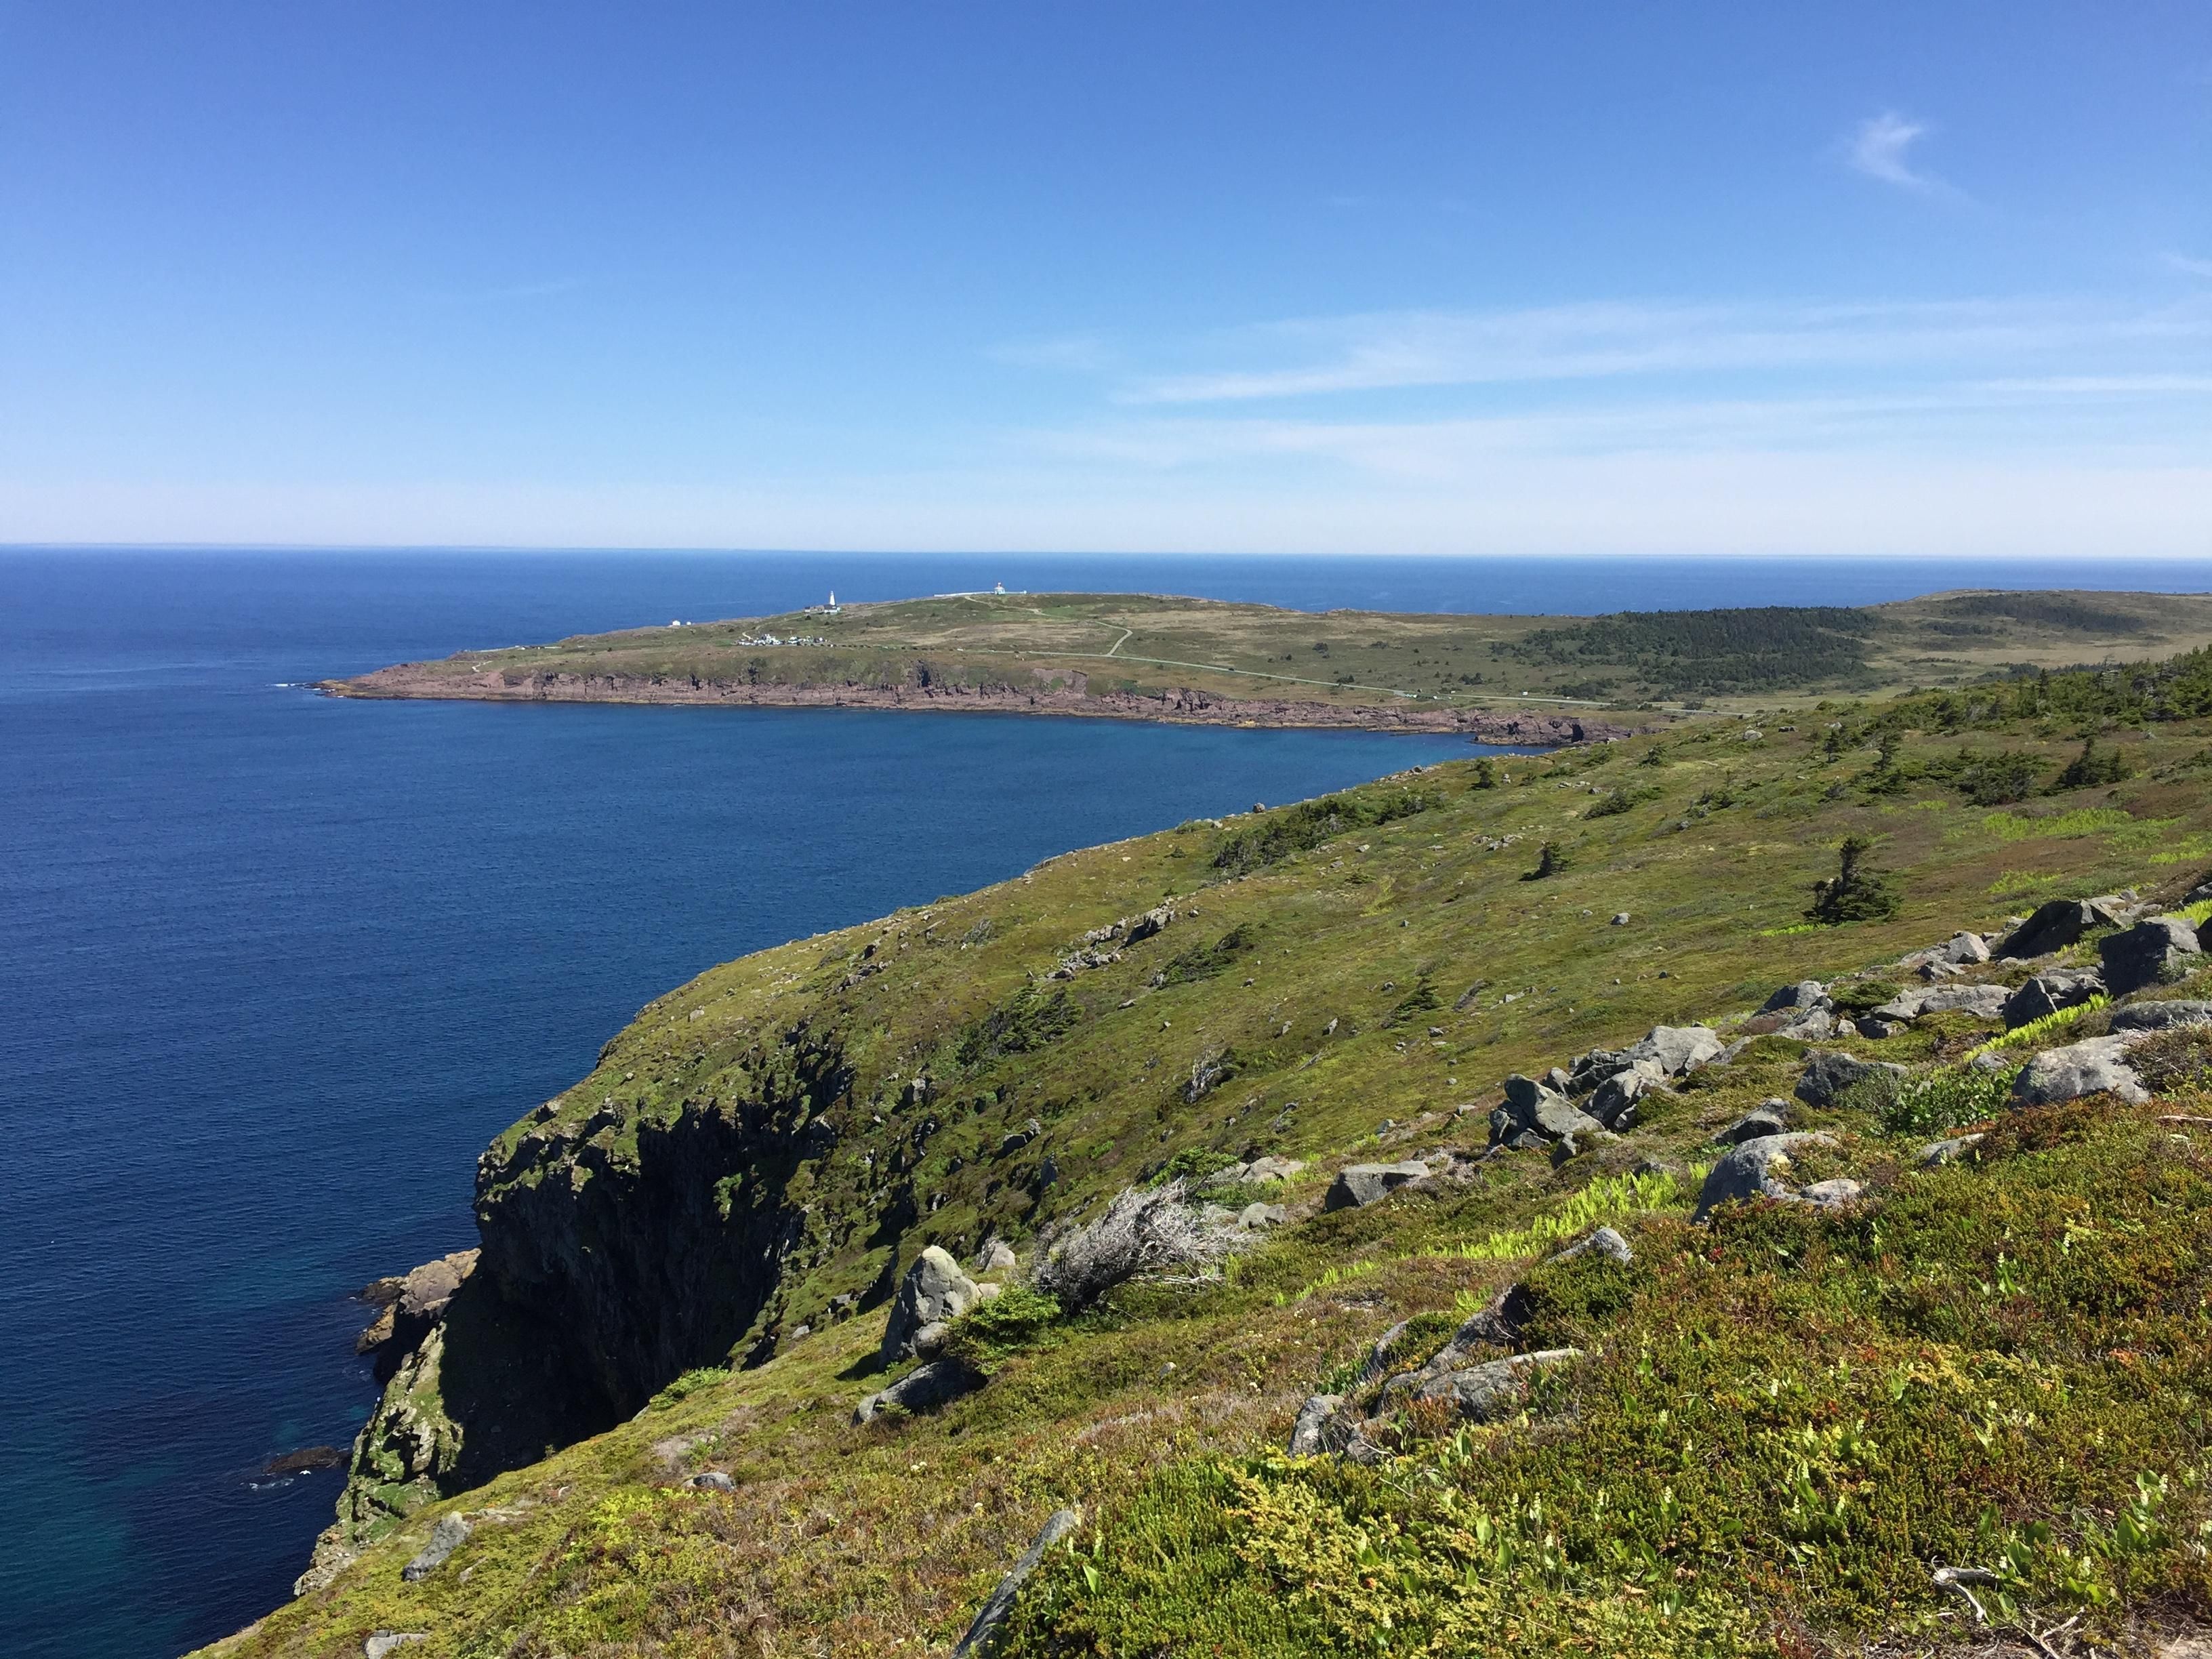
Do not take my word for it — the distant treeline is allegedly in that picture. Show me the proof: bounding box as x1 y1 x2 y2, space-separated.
1498 606 1879 696
1851 644 2212 736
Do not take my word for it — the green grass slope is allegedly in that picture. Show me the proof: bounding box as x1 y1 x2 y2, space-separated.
329 588 2212 716
203 656 2212 1658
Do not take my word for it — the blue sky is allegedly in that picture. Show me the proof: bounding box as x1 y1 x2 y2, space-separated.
1 3 2207 554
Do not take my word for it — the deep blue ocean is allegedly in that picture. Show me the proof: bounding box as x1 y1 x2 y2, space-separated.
6 549 2211 1658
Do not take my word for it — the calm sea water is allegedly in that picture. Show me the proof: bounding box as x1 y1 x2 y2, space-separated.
5 548 2210 1659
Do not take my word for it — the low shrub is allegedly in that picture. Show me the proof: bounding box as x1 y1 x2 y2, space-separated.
1031 1181 1244 1311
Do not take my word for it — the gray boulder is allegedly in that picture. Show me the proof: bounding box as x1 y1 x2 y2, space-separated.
1918 1133 1985 1167
881 1246 985 1364
950 1507 1084 1659
1551 1225 1633 1266
853 1358 985 1425
1715 1101 1790 1145
688 1470 735 1492
1795 1052 1907 1108
1413 1348 1580 1422
2002 970 2106 1029
1914 984 2012 1021
2011 1035 2150 1107
972 1237 1019 1273
1942 932 1992 964
1587 1062 1662 1128
1322 1160 1433 1210
1694 1132 1841 1222
1286 1393 1346 1456
1801 1178 1863 1208
1624 1025 1725 1076
365 1637 427 1659
1873 984 2011 1022
1242 1155 1305 1182
2100 917 2203 998
1564 1048 1631 1093
1999 898 2123 960
1761 980 1830 1014
1775 1008 1837 1040
2110 1000 2212 1033
401 1514 470 1582
1490 1075 1609 1146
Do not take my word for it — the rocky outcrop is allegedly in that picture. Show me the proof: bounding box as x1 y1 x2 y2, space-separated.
2100 916 2202 997
2003 970 2106 1028
1795 1052 1906 1107
1412 1349 1580 1422
1715 1101 1790 1145
330 665 1628 743
2110 1000 2212 1033
1323 1161 1433 1210
1871 985 2010 1023
951 1508 1084 1659
880 1246 983 1364
401 1515 470 1582
853 1358 985 1425
472 1025 857 1420
1694 1132 1845 1222
2011 1035 2150 1106
1999 898 2124 960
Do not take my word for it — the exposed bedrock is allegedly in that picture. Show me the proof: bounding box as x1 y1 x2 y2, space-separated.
472 1031 858 1416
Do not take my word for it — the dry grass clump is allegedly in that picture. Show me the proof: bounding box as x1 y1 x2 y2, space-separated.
1031 1181 1246 1311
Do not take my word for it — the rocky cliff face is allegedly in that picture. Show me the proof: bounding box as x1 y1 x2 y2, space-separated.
310 1021 876 1580
472 1024 857 1412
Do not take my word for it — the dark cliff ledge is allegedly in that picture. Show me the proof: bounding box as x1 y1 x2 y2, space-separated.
322 665 1622 745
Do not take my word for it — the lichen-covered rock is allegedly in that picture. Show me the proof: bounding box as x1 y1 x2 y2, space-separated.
1286 1393 1346 1456
2110 1000 2212 1033
1761 980 1830 1014
1918 1133 1985 1166
2002 970 2106 1028
1587 1063 1662 1128
1715 1102 1790 1145
2011 1035 2150 1107
1551 1225 1633 1265
1323 1160 1433 1210
1694 1132 1841 1222
1623 1025 1724 1076
2100 917 2203 998
1874 984 2010 1022
401 1514 470 1582
881 1246 983 1365
950 1507 1084 1659
1999 898 2123 960
852 1358 985 1425
1795 1052 1906 1107
1412 1348 1580 1422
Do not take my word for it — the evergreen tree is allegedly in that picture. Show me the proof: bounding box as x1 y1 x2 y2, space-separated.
1808 835 1900 924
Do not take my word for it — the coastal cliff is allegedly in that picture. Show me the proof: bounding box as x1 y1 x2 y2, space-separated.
326 661 1620 743
225 642 2212 1658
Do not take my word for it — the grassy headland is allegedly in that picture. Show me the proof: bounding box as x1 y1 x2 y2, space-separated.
323 586 2212 727
207 637 2212 1658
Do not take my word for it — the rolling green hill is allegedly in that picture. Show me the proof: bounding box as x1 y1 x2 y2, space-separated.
326 586 2212 721
207 641 2212 1658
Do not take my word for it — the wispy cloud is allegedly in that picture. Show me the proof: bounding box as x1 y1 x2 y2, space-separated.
1846 110 1945 192
2167 252 2212 280
1110 298 2212 405
991 333 1115 374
